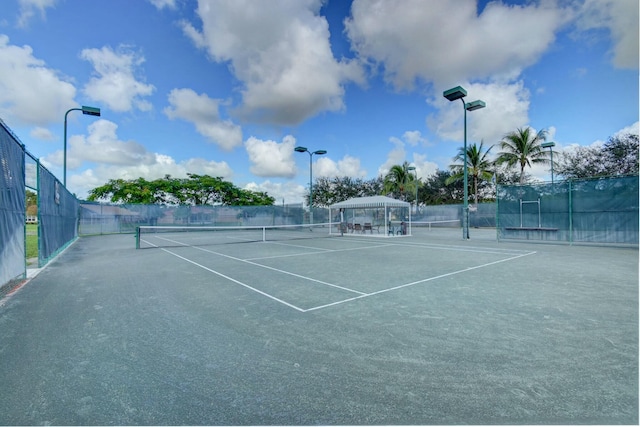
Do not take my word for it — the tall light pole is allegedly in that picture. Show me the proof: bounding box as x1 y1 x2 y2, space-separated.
443 86 485 239
294 146 327 224
541 141 556 184
407 165 418 214
64 105 101 187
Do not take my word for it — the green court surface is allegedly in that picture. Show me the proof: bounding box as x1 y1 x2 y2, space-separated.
0 228 637 425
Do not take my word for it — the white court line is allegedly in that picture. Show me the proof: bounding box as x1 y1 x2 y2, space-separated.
189 245 366 295
142 236 537 313
159 248 308 312
247 242 396 261
303 250 537 312
335 235 532 256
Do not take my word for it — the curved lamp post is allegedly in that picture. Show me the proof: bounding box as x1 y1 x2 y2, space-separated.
64 105 101 186
294 146 327 224
443 86 485 239
541 141 556 184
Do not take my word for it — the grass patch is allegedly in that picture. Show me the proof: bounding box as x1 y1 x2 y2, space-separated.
26 224 38 260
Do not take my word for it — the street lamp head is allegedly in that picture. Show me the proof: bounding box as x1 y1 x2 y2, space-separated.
313 150 327 155
465 100 485 111
406 166 416 171
294 146 308 153
443 86 467 102
541 141 556 148
81 106 101 117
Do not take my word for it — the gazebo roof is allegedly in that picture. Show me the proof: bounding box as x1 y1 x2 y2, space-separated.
329 196 410 209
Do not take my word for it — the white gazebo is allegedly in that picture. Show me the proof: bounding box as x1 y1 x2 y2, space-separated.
329 196 411 236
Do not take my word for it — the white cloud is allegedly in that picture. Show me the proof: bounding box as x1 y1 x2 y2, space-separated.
29 126 54 140
17 0 56 27
46 119 156 169
345 0 566 89
402 130 429 147
378 136 408 176
164 88 243 150
0 35 76 125
575 0 639 69
40 119 233 198
314 155 367 178
81 46 155 112
147 0 177 10
182 0 364 125
428 80 531 146
244 180 305 205
245 135 298 178
378 133 439 178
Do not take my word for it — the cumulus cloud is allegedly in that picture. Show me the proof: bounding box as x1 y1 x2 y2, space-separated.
574 0 639 69
147 0 177 10
244 135 298 178
428 80 531 145
0 35 76 125
244 180 305 205
164 88 243 150
81 45 155 112
29 126 55 140
378 133 439 178
314 155 367 178
41 119 233 198
17 0 57 27
181 0 364 125
345 0 565 89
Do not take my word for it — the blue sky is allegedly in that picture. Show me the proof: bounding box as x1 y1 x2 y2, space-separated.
1 0 638 204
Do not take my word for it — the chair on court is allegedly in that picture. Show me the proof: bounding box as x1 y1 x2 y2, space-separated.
354 223 362 233
363 223 373 234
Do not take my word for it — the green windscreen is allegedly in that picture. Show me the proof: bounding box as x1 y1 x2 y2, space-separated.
497 176 639 245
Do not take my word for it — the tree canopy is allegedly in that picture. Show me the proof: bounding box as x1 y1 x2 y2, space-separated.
556 133 639 179
87 174 275 206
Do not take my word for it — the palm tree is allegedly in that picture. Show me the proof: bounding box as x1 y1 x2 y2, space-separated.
496 127 549 183
446 141 494 204
383 161 415 201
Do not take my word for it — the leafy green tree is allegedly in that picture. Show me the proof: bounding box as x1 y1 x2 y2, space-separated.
422 169 461 205
310 176 384 207
383 161 416 200
556 133 639 179
495 127 550 183
88 177 159 204
87 174 274 206
445 141 494 204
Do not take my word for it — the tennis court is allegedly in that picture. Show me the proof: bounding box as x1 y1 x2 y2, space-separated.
0 227 637 425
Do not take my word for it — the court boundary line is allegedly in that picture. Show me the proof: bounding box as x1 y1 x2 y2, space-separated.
189 245 366 295
159 247 309 312
303 250 537 312
149 236 537 313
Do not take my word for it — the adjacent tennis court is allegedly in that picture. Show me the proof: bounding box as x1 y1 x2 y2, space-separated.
0 227 637 425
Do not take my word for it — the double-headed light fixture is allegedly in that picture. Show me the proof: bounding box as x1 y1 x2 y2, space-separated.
64 105 101 186
443 86 485 240
294 146 327 223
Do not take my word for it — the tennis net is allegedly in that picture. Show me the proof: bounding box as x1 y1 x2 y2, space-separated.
136 223 333 249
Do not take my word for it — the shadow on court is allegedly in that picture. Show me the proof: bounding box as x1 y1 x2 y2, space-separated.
0 230 637 425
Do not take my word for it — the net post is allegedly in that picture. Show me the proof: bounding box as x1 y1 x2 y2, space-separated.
135 226 140 249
